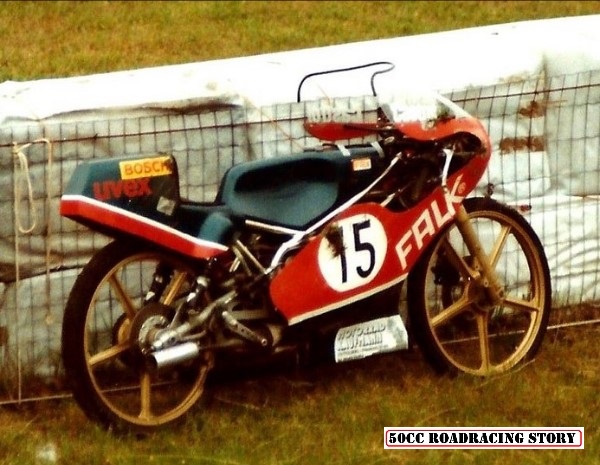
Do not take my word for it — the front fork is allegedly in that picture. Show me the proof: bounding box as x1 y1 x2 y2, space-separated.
439 148 504 306
453 204 505 305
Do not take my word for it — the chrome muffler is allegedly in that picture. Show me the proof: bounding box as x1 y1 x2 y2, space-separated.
148 342 200 370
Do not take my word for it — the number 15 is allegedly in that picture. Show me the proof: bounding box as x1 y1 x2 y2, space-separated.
340 219 376 283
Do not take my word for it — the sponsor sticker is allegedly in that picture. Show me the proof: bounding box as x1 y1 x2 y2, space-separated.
119 156 173 180
352 157 372 171
335 315 408 363
156 196 177 216
306 101 363 123
92 178 152 201
384 427 584 449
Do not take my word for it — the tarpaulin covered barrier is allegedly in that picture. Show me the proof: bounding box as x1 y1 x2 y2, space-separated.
1 15 599 401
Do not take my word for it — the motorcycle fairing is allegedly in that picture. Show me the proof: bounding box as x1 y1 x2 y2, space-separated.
270 153 488 325
60 146 386 258
304 115 489 144
61 195 230 258
303 122 379 142
60 155 230 258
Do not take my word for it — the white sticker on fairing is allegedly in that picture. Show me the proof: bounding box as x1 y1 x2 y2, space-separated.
157 196 176 216
334 315 409 363
318 214 387 292
352 157 372 171
306 100 363 123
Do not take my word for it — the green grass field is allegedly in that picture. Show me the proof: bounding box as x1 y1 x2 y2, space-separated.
1 1 599 464
0 325 598 464
1 1 599 81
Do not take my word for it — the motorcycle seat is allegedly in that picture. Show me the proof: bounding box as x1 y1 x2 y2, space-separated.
176 202 235 244
216 146 382 230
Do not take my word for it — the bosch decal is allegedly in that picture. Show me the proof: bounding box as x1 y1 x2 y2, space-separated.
119 156 173 180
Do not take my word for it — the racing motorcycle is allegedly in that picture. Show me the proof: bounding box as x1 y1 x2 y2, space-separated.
59 63 551 432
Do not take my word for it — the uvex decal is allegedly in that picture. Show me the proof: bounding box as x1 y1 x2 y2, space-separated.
395 175 464 270
92 178 152 201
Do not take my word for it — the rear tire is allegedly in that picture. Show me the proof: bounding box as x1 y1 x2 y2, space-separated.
407 197 551 376
62 240 213 433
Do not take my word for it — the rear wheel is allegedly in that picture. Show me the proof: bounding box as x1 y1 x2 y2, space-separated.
408 197 551 376
62 240 213 433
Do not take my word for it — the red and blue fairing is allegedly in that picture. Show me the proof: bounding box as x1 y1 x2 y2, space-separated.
270 113 491 325
60 155 230 258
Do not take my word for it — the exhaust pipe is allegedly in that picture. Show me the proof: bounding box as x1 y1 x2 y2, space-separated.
148 342 200 371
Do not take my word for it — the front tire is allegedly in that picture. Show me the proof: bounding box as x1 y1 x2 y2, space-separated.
408 197 551 376
62 240 213 433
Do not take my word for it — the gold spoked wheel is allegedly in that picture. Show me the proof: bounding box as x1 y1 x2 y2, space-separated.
408 197 551 376
62 240 213 433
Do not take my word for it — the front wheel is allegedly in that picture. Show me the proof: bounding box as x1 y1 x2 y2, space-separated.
62 240 213 433
408 197 551 376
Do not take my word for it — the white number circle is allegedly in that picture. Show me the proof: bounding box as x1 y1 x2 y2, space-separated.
318 214 387 292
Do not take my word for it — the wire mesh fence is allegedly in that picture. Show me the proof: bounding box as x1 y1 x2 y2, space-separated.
0 68 599 403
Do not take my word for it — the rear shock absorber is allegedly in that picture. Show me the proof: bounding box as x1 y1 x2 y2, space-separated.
143 263 173 304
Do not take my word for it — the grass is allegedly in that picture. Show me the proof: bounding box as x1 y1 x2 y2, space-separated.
1 1 599 464
0 1 599 81
0 324 597 464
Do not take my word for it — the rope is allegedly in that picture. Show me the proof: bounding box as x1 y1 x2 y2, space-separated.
11 139 54 403
12 142 38 234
